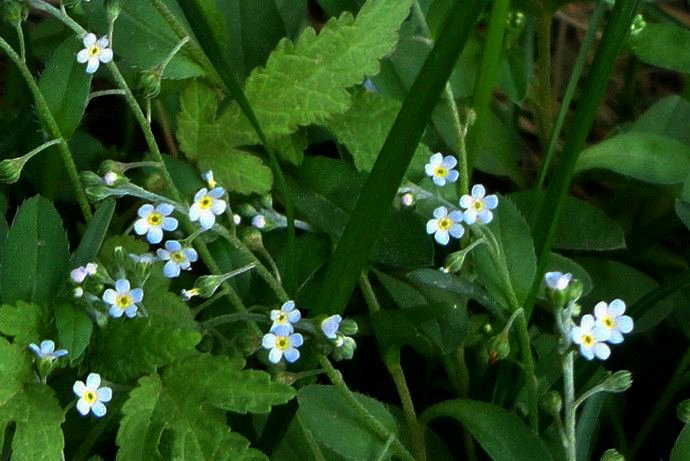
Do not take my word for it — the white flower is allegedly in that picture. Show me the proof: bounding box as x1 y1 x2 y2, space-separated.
156 240 198 278
321 315 342 339
70 263 98 283
459 184 499 225
262 325 303 364
594 299 634 344
73 373 112 417
252 214 266 229
571 314 611 361
426 206 465 245
202 170 217 188
76 33 113 74
74 287 84 298
400 192 415 207
102 278 143 319
270 300 301 332
233 214 242 225
544 272 572 291
28 340 68 361
103 171 118 186
189 187 227 229
134 203 178 244
424 153 459 187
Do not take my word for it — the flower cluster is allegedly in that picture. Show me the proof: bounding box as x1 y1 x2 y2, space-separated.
262 301 304 364
427 184 499 245
321 314 357 361
571 300 633 360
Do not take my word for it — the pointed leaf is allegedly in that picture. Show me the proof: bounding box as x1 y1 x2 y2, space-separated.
198 151 273 196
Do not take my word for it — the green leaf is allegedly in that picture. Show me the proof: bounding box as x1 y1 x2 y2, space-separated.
37 37 92 139
475 110 526 187
70 199 115 268
324 89 432 178
117 355 294 461
629 23 690 74
297 385 398 461
55 302 93 361
0 338 64 460
176 81 225 161
575 393 607 461
421 399 555 461
473 196 536 310
241 0 414 137
671 424 690 461
633 95 690 146
0 196 69 306
198 150 273 196
575 132 690 184
0 301 52 347
677 200 690 231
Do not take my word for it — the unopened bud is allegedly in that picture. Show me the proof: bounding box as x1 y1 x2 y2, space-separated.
540 391 562 416
2 1 27 24
486 332 510 363
251 214 266 229
339 319 358 336
601 370 633 393
240 227 263 251
600 449 625 461
630 14 646 36
444 251 467 274
677 399 690 423
138 70 162 100
400 192 415 208
332 336 356 361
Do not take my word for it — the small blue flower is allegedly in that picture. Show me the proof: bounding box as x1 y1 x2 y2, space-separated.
262 325 303 364
102 278 143 319
571 314 611 361
459 184 499 225
270 300 301 332
189 187 227 229
156 240 198 278
544 272 573 291
73 373 112 417
28 340 68 361
202 170 217 188
70 263 98 283
425 153 460 186
426 206 465 245
134 203 178 244
594 299 633 344
321 315 342 339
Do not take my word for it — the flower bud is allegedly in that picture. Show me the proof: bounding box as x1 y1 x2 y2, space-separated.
138 70 162 100
540 391 562 416
0 156 27 184
251 214 266 229
400 192 415 208
486 332 510 364
2 1 27 24
677 399 690 423
240 227 264 251
601 370 633 393
444 251 467 274
630 14 646 36
600 449 625 461
332 336 356 361
260 195 273 209
339 319 358 336
113 246 128 268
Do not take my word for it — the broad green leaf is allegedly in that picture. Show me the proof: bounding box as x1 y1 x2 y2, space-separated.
0 197 69 306
70 199 115 268
55 302 93 361
297 385 398 461
324 89 432 178
677 200 690 231
421 399 555 461
241 0 414 137
633 95 690 146
575 132 690 185
198 150 273 196
475 110 526 187
177 81 225 161
0 338 64 460
117 355 294 461
0 301 52 347
38 37 92 139
575 394 607 461
630 23 690 74
671 424 690 461
473 196 536 310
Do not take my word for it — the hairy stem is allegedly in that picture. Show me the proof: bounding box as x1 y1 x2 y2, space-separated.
563 350 576 461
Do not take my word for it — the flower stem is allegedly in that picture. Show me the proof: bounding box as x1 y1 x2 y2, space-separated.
14 22 25 62
515 312 540 432
562 350 577 461
88 89 127 100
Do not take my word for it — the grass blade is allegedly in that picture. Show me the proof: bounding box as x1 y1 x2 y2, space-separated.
315 0 488 314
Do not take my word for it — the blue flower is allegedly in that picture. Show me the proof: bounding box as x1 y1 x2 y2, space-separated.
459 184 499 225
544 272 573 291
571 314 611 361
28 340 68 361
202 170 217 188
262 325 303 364
426 206 465 245
270 300 301 332
102 278 143 319
594 299 633 345
189 187 227 229
73 373 112 417
134 203 178 244
321 315 343 339
156 240 198 278
425 153 460 186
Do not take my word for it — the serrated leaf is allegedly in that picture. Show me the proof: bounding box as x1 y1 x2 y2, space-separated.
198 150 273 195
55 302 92 361
177 81 226 161
0 301 52 347
117 355 294 461
38 37 92 139
0 196 70 306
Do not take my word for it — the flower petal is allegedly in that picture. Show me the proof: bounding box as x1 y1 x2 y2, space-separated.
76 398 91 416
446 170 459 182
429 153 443 165
484 194 499 209
162 217 178 231
283 347 300 363
157 203 174 216
581 314 595 330
290 333 304 347
97 387 113 403
463 210 478 225
211 199 227 215
98 48 113 63
102 289 117 305
83 33 97 47
96 36 109 48
86 373 101 390
433 206 448 219
593 302 609 319
109 306 123 318
138 204 154 217
262 334 277 349
609 299 626 317
125 306 138 318
163 261 181 278
434 230 450 246
471 184 486 199
130 288 144 303
426 219 439 235
432 176 446 186
616 315 634 334
459 195 473 209
593 343 611 360
76 49 90 63
73 380 86 397
209 187 225 199
133 218 149 236
147 227 163 244
478 209 493 224
86 58 100 73
115 279 130 293
199 212 215 229
442 155 457 169
91 402 107 417
268 348 283 364
449 223 465 239
40 340 55 354
194 188 208 202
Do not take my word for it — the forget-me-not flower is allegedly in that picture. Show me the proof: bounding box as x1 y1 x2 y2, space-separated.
76 33 113 74
426 206 465 245
594 299 633 345
71 263 98 283
189 187 227 229
73 373 112 417
134 203 178 244
262 325 303 364
156 240 198 278
102 278 143 319
28 340 68 361
321 315 343 339
571 314 611 361
270 300 301 332
425 153 459 187
544 272 573 291
459 184 499 225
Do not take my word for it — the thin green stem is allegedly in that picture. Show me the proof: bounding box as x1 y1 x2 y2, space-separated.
359 272 381 313
536 0 606 189
88 89 126 100
159 36 190 74
319 355 416 461
0 35 92 221
515 313 539 432
375 435 397 461
14 22 26 62
535 10 554 151
563 350 576 461
628 347 690 460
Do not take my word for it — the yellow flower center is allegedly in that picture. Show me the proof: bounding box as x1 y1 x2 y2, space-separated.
276 312 288 324
602 316 615 329
84 391 96 404
433 166 448 178
473 200 484 211
582 334 594 347
199 196 213 210
276 337 290 350
88 46 100 57
116 294 132 309
147 212 163 226
438 217 453 231
171 251 186 263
